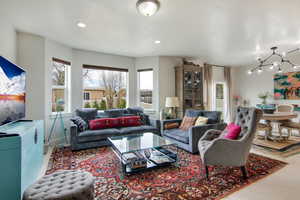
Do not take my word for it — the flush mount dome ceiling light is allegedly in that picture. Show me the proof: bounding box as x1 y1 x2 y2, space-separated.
136 0 160 16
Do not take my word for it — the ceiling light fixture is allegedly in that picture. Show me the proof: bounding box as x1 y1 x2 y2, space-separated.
248 46 300 75
136 0 160 16
77 21 86 28
154 40 161 44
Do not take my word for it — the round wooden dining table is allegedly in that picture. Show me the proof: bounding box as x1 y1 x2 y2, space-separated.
261 112 298 141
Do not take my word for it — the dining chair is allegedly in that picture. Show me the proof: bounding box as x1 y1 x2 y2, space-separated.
277 104 296 140
256 123 272 140
276 104 294 113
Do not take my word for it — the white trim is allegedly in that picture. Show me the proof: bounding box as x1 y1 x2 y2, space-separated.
51 61 71 114
49 112 72 119
213 81 227 119
137 69 154 110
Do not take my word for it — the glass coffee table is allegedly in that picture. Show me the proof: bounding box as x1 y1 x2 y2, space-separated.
108 132 178 175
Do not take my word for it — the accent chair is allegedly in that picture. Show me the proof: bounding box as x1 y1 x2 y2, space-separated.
198 107 262 179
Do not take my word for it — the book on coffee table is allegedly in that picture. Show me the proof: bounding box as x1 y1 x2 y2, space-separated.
149 149 174 165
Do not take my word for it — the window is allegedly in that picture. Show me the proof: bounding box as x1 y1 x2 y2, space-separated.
82 65 128 110
138 69 153 109
214 82 225 118
84 92 90 100
51 58 71 113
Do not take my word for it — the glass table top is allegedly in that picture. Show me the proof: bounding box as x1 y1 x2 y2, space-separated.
108 132 175 154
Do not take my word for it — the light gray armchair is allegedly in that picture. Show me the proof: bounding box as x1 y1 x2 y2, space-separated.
198 107 262 179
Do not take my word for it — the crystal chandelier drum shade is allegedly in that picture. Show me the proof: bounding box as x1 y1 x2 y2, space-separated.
136 0 160 16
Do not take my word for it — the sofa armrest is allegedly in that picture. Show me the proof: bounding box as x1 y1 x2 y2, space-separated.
200 129 223 141
149 119 160 129
189 123 227 153
161 119 182 130
70 121 79 138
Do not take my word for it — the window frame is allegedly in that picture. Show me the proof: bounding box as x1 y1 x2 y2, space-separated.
83 92 90 100
212 81 227 118
137 68 154 111
51 58 71 114
82 65 129 110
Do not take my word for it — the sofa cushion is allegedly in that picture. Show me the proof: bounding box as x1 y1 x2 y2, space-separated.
119 125 157 134
163 129 189 144
164 122 180 130
120 116 142 127
78 129 121 143
89 118 108 130
223 123 241 140
127 107 144 115
107 118 121 128
104 109 128 118
185 109 203 118
70 116 88 132
76 108 97 123
194 116 208 126
179 116 197 131
202 111 220 124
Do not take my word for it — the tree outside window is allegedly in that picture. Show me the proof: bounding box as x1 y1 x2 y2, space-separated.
82 67 128 110
52 59 70 113
138 69 153 110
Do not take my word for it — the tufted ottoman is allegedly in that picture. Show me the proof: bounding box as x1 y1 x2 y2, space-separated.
23 170 95 200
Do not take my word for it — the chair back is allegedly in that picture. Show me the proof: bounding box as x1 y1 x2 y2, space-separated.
276 104 294 113
234 107 262 140
233 107 262 163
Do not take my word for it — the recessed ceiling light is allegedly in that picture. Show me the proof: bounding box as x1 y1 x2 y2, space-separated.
154 40 161 44
77 22 86 28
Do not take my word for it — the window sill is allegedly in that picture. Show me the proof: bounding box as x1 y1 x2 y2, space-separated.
49 112 73 119
144 109 156 114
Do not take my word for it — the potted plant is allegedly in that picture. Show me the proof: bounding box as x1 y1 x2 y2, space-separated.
258 92 270 105
258 92 276 114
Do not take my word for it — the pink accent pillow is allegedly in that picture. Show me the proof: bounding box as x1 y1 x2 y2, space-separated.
223 123 241 140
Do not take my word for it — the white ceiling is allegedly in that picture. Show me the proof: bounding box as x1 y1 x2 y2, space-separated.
2 0 300 66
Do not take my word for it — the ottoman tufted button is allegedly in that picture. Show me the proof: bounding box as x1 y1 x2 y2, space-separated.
23 170 95 200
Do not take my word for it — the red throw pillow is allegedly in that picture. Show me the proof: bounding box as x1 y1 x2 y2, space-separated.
89 118 108 130
223 123 241 140
107 118 121 128
120 116 142 127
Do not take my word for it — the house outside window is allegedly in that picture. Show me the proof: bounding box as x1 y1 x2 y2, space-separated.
82 65 128 110
51 58 71 113
84 92 90 100
138 69 153 110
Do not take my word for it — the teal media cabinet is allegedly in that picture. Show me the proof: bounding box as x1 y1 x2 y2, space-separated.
0 120 44 200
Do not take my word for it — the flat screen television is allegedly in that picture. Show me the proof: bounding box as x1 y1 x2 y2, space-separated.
0 56 26 126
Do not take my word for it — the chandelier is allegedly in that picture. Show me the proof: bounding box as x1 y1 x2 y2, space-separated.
248 46 300 74
136 0 160 16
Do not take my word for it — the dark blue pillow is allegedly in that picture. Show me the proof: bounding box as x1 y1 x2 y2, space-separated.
202 111 221 124
75 108 97 123
71 116 88 132
104 109 128 118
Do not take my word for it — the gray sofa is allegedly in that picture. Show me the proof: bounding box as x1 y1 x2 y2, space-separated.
161 109 226 154
70 107 161 151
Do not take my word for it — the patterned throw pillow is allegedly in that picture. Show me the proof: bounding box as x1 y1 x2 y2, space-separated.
71 116 88 132
194 116 208 126
179 116 197 131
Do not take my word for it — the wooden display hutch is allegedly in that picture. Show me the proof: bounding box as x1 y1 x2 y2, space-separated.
175 65 204 117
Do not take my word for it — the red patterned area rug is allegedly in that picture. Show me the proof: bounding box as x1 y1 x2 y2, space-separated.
47 147 286 200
